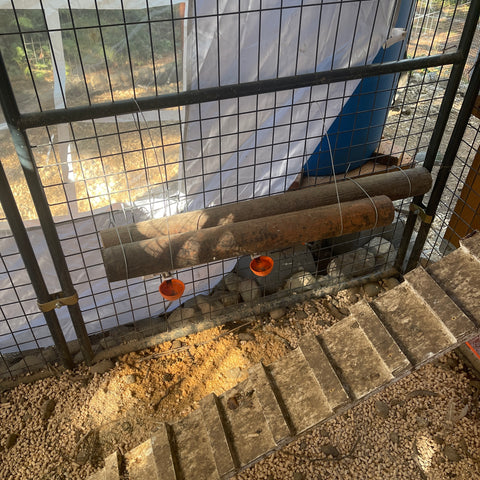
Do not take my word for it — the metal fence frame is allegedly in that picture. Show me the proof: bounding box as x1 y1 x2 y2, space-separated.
0 0 479 381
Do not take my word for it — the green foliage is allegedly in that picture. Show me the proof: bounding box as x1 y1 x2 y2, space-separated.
59 6 180 73
0 9 51 80
0 4 182 84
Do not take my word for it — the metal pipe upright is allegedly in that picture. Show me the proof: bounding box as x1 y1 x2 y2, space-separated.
0 162 74 369
395 0 480 272
0 52 93 363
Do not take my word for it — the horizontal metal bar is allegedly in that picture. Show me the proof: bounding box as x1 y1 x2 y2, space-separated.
19 52 462 130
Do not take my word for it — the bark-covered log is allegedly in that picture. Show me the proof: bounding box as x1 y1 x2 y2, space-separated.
102 195 394 282
100 167 430 248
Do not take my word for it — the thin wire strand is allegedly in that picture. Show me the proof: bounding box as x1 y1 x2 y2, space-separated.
323 129 344 236
343 174 379 231
391 165 413 198
115 219 130 281
132 98 176 274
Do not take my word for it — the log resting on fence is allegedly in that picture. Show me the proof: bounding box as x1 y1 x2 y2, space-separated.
100 167 431 248
102 195 395 282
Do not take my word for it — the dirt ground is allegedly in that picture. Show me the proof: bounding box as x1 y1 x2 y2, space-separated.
1 284 480 480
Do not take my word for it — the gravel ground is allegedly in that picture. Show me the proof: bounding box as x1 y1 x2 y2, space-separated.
235 354 480 480
1 282 480 480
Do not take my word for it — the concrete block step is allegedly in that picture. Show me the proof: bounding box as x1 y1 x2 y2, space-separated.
171 408 220 479
126 423 177 480
426 234 480 326
373 283 456 365
298 333 350 412
89 232 480 480
88 451 120 480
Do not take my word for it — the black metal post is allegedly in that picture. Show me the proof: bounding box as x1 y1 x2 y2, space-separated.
395 0 480 272
406 51 480 270
0 162 74 369
18 52 462 130
0 53 93 364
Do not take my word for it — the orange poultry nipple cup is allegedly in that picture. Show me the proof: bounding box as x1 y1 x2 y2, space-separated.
159 278 185 301
249 255 274 277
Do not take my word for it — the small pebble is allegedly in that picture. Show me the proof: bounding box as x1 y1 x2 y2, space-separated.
444 445 462 462
295 311 308 320
293 472 305 480
270 307 286 320
416 416 430 428
345 286 361 304
375 400 390 419
238 332 255 342
320 443 340 458
337 306 350 316
172 340 183 350
389 431 400 445
89 359 114 375
327 303 347 320
124 374 137 385
6 433 18 449
40 398 56 421
75 449 90 466
363 282 381 298
383 277 400 290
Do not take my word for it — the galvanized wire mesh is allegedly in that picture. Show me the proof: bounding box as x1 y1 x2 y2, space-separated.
0 0 478 381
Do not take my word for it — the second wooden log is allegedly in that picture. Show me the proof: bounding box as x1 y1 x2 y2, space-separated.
102 195 394 282
100 167 431 248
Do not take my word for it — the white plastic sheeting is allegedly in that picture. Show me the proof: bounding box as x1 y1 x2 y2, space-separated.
0 0 397 352
183 0 397 209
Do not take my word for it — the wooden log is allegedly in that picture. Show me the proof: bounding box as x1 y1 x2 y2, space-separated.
102 195 394 282
100 167 431 248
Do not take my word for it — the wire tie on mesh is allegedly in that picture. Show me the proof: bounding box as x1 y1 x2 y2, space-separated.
409 203 433 224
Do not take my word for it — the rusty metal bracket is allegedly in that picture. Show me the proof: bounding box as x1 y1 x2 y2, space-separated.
409 203 433 224
37 290 79 313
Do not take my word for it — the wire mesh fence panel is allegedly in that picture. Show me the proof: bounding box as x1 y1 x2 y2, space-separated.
0 0 478 378
0 226 57 379
424 114 480 263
